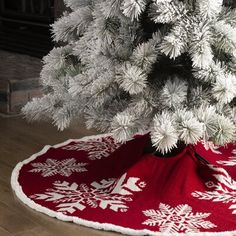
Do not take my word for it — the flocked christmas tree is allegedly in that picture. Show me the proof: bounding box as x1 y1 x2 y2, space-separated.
23 0 236 154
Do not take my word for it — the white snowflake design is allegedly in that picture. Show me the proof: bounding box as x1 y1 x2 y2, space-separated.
29 158 88 177
30 173 146 214
217 149 236 166
192 165 236 214
201 140 222 154
62 136 123 160
142 203 216 233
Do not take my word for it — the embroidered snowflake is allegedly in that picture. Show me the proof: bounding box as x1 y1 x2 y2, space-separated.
142 203 216 233
201 140 222 154
30 173 146 214
29 158 88 177
217 149 236 166
192 165 236 214
62 136 123 160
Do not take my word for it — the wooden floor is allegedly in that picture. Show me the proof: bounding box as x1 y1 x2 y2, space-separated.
0 116 120 236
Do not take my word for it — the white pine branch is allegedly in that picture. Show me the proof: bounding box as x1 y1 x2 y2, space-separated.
151 112 178 154
121 0 147 21
111 113 138 142
64 0 91 10
195 105 218 140
161 77 188 108
213 115 236 145
149 0 186 24
190 22 213 69
213 74 236 104
119 63 147 95
175 110 204 144
196 0 223 19
160 24 188 59
214 21 236 56
131 41 159 71
52 7 93 42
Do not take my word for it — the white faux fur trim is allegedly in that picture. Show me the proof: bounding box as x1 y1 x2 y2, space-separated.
11 133 236 236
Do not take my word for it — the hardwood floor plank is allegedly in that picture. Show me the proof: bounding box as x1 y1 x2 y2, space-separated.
0 161 12 183
13 227 54 236
0 227 12 236
0 202 38 234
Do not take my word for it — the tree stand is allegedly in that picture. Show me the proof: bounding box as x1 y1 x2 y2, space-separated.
143 135 210 166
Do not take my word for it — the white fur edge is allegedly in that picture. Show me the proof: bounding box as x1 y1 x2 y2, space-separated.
11 133 236 236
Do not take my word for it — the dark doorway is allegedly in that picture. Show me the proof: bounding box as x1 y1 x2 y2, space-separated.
0 0 55 58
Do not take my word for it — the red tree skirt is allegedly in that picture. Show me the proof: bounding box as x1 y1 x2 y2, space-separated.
11 134 236 236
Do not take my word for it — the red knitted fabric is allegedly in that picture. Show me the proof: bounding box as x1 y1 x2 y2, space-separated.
11 134 236 235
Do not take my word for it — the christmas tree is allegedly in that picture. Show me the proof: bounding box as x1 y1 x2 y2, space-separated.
23 0 236 154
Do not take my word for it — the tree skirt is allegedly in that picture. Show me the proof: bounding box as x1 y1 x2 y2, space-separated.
11 134 236 236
